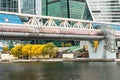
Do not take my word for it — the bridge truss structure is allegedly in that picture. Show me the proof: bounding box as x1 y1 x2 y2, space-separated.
0 11 119 57
0 11 106 40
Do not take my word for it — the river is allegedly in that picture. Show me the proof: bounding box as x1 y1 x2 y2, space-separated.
0 62 120 80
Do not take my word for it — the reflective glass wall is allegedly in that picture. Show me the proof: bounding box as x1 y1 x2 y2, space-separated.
22 0 42 15
0 0 18 12
86 0 120 23
42 0 85 19
41 0 85 46
22 0 35 14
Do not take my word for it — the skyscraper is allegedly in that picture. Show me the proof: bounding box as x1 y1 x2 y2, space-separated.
0 0 18 12
42 0 85 19
22 0 42 15
41 0 85 46
85 0 120 23
21 0 85 46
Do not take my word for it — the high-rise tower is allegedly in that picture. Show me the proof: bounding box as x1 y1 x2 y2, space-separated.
86 0 120 23
22 0 42 15
0 0 18 12
42 0 85 19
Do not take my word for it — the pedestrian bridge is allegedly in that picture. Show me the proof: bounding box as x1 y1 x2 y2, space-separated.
0 11 120 40
0 23 104 40
0 11 120 59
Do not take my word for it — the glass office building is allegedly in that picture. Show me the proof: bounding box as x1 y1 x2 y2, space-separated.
22 0 85 46
42 0 85 19
22 0 42 15
41 0 85 46
85 0 120 23
0 0 18 12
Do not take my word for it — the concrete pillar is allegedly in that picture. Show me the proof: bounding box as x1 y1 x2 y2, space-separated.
106 50 116 59
88 40 106 58
88 40 117 59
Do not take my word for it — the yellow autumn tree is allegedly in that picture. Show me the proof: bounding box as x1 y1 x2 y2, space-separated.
3 46 9 53
65 42 72 47
50 47 59 58
31 45 43 59
43 43 58 58
41 44 47 58
22 44 33 59
11 44 23 58
11 48 17 56
37 45 45 59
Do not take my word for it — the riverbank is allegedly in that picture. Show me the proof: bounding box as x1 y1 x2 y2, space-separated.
1 58 120 62
64 58 116 62
0 58 63 63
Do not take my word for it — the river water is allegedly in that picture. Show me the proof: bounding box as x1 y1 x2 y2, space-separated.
0 62 120 80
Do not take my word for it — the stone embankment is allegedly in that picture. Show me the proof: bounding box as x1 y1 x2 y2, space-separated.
1 58 120 62
63 58 116 62
0 58 63 63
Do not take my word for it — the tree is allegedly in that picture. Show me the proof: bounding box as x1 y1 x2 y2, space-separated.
49 47 59 58
65 42 72 47
37 45 45 59
11 44 23 58
3 46 9 53
43 43 58 58
31 45 43 60
22 44 32 59
41 44 47 58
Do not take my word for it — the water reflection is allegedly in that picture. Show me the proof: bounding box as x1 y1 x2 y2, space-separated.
0 62 120 80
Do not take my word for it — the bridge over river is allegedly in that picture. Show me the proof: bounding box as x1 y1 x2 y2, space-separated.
0 11 120 59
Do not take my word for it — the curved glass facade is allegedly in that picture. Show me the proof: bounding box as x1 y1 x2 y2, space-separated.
0 14 22 24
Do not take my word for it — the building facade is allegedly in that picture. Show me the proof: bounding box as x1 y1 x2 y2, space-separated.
22 0 42 15
85 0 120 23
42 0 85 19
41 0 85 46
0 0 18 12
21 0 85 46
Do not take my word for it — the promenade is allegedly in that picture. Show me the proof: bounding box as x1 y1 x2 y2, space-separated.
1 58 120 62
0 58 63 63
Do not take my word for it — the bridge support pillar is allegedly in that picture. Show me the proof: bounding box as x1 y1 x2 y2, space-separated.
106 50 116 59
88 40 117 59
88 40 105 59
